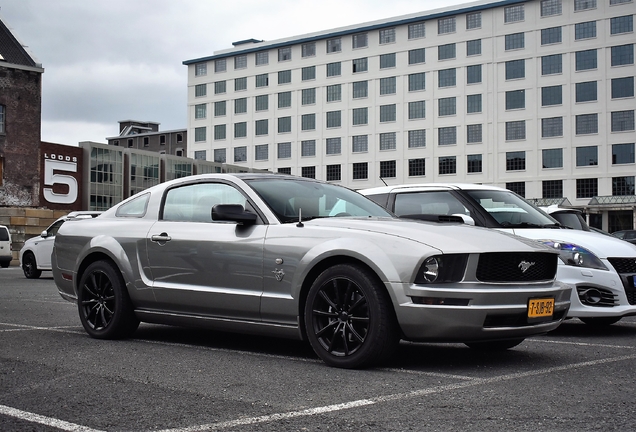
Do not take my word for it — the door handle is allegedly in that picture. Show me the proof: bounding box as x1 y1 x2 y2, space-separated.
151 233 172 243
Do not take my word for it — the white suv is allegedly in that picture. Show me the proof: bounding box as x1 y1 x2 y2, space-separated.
0 225 12 268
361 183 636 326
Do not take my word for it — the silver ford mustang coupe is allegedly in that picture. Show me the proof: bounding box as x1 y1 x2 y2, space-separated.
52 174 571 368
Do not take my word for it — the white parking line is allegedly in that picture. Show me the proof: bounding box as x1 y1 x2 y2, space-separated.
528 338 636 350
0 404 104 432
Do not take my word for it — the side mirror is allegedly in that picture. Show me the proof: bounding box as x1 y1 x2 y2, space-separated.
452 214 476 226
212 204 257 225
41 230 48 238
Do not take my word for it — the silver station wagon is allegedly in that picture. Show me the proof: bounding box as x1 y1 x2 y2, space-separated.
52 174 571 368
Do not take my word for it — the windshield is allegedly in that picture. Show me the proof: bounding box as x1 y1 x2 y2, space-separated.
465 189 559 228
394 191 473 218
246 178 392 223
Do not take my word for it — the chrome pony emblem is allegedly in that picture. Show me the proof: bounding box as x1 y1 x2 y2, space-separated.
272 268 285 282
518 261 536 273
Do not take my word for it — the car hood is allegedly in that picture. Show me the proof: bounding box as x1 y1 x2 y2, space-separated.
502 228 636 259
305 217 553 255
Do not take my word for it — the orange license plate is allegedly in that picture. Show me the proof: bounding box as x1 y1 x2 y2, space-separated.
528 298 554 318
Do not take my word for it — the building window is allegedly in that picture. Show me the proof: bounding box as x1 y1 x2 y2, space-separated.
327 84 341 102
326 111 341 128
352 58 368 73
302 42 316 58
379 132 396 151
278 70 292 84
409 72 426 91
505 33 525 50
467 154 482 173
193 150 206 161
278 142 292 159
467 94 482 113
195 84 206 97
352 135 368 153
177 134 183 143
466 12 481 29
438 43 456 60
612 110 635 131
438 68 456 87
352 81 368 98
611 77 634 98
255 74 268 87
408 130 426 148
215 59 226 73
234 146 247 163
214 124 226 141
612 143 635 164
380 104 396 122
380 160 396 178
301 114 316 131
194 127 206 142
302 166 316 179
438 97 455 116
214 148 226 163
142 137 149 147
235 77 247 91
352 33 368 49
505 90 525 110
543 180 563 199
255 95 268 111
352 162 368 180
575 21 597 40
301 88 316 105
326 62 341 77
506 182 526 197
255 51 269 65
467 124 482 143
466 65 482 84
576 146 598 166
576 178 598 198
352 107 368 126
373 54 394 71
506 121 526 140
576 81 597 102
576 49 597 70
301 140 316 157
610 0 632 4
214 101 226 117
214 81 226 94
235 98 247 114
278 117 292 133
576 113 599 135
438 17 456 34
409 48 426 64
574 0 596 11
612 44 634 66
195 103 207 119
302 66 315 81
541 27 562 45
279 91 292 108
506 59 525 79
409 22 426 39
255 119 268 136
543 148 563 168
542 117 563 137
380 77 396 95
611 15 633 35
506 151 526 171
326 164 342 181
409 158 426 176
504 5 524 23
438 127 457 145
409 101 426 119
234 122 247 138
541 0 562 16
439 156 457 175
234 55 247 70
379 28 396 44
613 177 635 196
542 54 562 75
466 39 481 56
255 144 269 161
327 38 342 53
542 85 562 106
278 167 291 175
195 62 207 76
278 47 292 62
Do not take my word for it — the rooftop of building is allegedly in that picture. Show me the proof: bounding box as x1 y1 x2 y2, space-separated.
0 13 43 71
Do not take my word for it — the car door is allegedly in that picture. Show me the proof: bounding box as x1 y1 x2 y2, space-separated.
34 219 65 268
146 181 266 320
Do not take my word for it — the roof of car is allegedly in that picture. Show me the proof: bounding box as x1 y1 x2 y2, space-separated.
359 183 507 195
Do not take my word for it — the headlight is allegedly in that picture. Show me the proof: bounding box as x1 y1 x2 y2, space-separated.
421 257 439 282
414 254 467 284
538 240 607 270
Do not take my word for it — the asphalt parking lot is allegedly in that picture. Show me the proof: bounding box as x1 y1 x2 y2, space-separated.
1 266 635 431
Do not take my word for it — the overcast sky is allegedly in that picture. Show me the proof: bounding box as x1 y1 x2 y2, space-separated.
1 0 468 146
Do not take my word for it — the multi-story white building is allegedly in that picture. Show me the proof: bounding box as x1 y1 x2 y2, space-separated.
183 0 635 231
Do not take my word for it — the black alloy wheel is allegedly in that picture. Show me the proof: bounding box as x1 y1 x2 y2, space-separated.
22 252 42 279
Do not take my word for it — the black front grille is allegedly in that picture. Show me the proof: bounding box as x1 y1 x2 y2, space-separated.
608 258 636 274
476 252 557 283
607 258 636 306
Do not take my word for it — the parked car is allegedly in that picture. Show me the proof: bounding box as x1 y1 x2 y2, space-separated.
19 211 101 279
540 206 590 231
51 174 570 368
0 225 12 268
360 183 636 327
612 230 636 245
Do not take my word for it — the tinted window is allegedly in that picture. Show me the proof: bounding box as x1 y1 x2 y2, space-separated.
116 193 150 217
394 191 471 217
0 227 8 241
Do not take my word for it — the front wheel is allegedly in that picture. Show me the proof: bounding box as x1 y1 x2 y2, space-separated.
77 260 139 339
304 264 399 369
579 317 622 326
465 338 525 351
22 252 42 279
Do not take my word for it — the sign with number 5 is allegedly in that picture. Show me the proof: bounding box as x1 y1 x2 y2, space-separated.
43 159 79 204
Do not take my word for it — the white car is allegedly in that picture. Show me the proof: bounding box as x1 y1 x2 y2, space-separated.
361 184 636 326
0 225 12 268
19 211 100 279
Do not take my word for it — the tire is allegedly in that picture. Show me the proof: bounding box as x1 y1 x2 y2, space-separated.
77 260 139 339
465 338 525 351
0 262 9 269
304 264 399 369
579 316 622 326
22 252 42 279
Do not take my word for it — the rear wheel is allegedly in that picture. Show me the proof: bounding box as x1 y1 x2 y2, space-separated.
22 252 42 279
304 264 399 369
77 260 139 339
579 317 621 326
465 338 525 350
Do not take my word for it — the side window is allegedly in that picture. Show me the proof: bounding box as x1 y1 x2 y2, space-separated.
163 183 247 222
46 220 65 237
365 193 389 209
394 192 470 217
116 193 150 217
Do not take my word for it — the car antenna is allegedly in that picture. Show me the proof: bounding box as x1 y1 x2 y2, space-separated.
379 176 388 186
297 208 304 227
